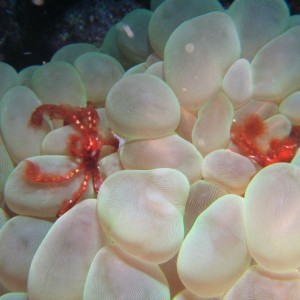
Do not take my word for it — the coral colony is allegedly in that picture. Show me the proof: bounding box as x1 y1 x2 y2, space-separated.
1 0 300 299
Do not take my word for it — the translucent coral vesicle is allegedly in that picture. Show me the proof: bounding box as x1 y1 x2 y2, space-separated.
25 101 118 217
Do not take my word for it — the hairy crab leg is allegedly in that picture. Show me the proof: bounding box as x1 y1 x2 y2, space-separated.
90 166 104 193
67 135 85 158
24 160 84 183
30 104 78 127
86 102 99 132
56 171 90 217
70 101 100 136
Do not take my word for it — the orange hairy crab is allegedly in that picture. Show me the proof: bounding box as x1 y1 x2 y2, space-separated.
230 114 300 167
25 101 119 217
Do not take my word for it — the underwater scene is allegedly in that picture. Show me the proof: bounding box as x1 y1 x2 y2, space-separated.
1 0 300 299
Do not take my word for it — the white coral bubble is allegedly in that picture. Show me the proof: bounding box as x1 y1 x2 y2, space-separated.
0 293 28 300
106 74 180 139
28 199 106 300
74 52 124 106
0 209 9 229
164 12 240 111
148 0 223 57
233 99 278 124
120 133 203 183
83 245 170 300
0 134 13 207
173 289 220 300
0 62 18 100
0 86 50 163
192 93 233 156
31 61 87 106
222 58 252 108
202 150 257 195
184 180 227 235
177 194 250 297
0 217 52 292
279 91 300 125
223 265 300 299
50 43 99 64
97 168 190 263
244 163 300 272
252 26 300 101
227 0 289 61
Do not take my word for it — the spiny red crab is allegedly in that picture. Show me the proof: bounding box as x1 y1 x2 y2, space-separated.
230 114 300 167
25 101 119 218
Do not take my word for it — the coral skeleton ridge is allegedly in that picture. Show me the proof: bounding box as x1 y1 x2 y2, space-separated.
1 0 300 299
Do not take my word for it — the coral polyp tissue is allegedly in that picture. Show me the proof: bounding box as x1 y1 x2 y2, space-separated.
1 0 300 299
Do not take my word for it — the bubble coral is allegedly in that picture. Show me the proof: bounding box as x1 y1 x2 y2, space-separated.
1 0 300 299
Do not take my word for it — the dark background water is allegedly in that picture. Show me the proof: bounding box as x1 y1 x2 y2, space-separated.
0 0 299 71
